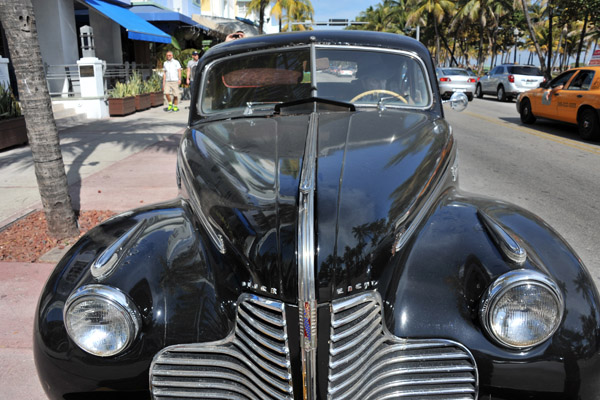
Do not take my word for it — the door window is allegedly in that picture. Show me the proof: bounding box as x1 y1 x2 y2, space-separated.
566 71 594 90
549 70 576 88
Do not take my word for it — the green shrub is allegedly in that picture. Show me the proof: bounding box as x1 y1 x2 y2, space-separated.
0 84 21 120
128 71 144 96
108 81 133 98
146 73 162 92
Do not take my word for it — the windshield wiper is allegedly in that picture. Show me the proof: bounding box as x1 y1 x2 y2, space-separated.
275 97 355 114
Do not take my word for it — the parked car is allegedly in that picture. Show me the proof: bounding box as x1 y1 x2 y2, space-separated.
34 31 600 400
336 67 355 78
476 64 545 101
436 67 477 101
516 66 600 140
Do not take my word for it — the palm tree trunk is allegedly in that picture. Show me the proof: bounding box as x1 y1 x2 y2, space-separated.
476 15 485 75
440 34 458 67
546 3 553 74
433 17 441 66
520 0 548 79
258 0 267 34
575 11 589 67
0 0 79 239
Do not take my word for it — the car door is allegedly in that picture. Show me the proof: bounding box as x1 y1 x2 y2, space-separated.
531 70 577 119
481 67 497 93
489 66 504 93
557 70 595 124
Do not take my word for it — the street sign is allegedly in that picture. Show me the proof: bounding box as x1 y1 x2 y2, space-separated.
589 49 600 66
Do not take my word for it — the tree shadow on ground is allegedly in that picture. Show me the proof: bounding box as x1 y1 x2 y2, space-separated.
0 116 184 213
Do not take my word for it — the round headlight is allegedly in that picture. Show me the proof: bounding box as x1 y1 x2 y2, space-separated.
64 285 141 357
480 270 564 350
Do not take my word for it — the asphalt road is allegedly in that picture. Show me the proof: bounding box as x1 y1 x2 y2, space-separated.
445 96 600 287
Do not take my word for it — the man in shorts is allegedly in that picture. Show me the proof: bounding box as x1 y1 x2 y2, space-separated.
163 51 182 112
186 50 200 86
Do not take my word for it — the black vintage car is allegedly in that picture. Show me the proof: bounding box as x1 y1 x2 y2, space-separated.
34 31 600 400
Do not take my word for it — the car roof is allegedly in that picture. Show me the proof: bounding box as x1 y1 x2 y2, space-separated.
203 30 431 63
562 66 600 72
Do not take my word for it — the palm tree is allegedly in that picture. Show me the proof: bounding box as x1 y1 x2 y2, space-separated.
519 0 548 78
271 0 314 32
406 0 456 66
247 0 270 34
574 0 600 67
355 4 393 32
451 0 511 74
0 0 79 239
281 0 314 31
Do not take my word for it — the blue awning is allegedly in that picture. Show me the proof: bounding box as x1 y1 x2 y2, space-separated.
129 5 198 27
82 0 171 44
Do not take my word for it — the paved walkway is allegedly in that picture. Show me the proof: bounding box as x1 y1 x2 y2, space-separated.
0 101 189 398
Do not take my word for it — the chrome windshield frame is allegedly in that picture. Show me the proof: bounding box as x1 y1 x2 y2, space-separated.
197 44 435 117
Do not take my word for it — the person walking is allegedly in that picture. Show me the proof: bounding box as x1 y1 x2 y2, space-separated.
163 51 182 112
186 50 200 86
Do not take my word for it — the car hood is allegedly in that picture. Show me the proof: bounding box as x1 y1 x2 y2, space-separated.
180 109 454 303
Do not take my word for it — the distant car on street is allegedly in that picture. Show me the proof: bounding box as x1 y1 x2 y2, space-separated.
337 67 355 77
516 66 600 140
476 64 545 101
436 67 477 101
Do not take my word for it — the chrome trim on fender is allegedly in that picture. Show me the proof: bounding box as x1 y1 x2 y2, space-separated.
91 220 147 280
478 210 527 265
297 111 319 400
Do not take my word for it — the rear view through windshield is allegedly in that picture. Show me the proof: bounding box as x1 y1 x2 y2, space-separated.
508 66 542 76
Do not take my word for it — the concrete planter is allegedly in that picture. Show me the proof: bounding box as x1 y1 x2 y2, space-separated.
135 93 151 111
108 96 136 116
0 116 27 150
150 91 164 107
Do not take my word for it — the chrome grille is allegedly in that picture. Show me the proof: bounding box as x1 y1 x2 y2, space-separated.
150 294 293 400
328 292 478 400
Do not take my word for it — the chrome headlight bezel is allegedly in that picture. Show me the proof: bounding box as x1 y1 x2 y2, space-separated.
64 284 141 357
480 270 564 350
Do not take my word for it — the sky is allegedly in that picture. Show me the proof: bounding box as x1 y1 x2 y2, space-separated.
311 0 379 27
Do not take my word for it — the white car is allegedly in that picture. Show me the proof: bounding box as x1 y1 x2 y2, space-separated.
436 68 477 101
476 64 545 101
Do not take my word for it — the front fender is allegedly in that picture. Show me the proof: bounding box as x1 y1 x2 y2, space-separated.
34 199 239 399
383 189 600 399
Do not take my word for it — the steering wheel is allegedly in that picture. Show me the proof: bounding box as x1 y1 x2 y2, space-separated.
350 89 407 104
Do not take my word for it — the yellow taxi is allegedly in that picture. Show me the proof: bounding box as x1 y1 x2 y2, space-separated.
516 66 600 140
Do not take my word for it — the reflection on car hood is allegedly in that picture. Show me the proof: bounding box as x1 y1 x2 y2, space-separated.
180 110 452 303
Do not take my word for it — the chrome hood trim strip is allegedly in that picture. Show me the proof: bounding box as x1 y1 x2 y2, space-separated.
298 111 319 400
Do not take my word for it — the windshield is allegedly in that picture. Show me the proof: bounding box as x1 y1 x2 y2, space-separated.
439 68 470 76
200 47 431 114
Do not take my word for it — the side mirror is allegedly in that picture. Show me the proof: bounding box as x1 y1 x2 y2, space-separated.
443 92 468 112
539 81 548 89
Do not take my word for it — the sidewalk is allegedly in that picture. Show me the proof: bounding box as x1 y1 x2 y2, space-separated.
0 101 190 398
